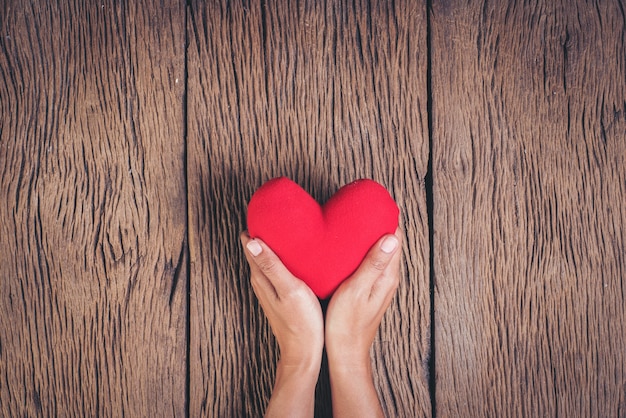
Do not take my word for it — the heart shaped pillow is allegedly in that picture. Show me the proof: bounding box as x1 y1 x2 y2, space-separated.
247 177 399 298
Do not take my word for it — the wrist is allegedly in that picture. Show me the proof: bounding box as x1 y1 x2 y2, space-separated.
276 354 322 379
279 342 323 374
326 349 383 418
274 357 320 397
266 357 320 417
326 347 372 379
326 336 371 366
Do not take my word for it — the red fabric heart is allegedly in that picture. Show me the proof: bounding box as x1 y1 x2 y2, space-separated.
247 177 399 299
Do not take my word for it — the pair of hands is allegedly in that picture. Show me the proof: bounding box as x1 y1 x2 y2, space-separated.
241 228 402 417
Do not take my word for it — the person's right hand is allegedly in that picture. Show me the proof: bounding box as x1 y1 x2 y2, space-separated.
240 232 323 417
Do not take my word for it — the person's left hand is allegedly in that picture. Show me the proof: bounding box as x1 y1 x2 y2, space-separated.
325 228 402 367
323 228 402 418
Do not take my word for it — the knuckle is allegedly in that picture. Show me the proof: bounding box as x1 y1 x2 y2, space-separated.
256 256 277 275
368 257 388 272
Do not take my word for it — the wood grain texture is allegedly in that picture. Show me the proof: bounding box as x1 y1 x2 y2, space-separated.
186 0 431 416
0 1 187 416
431 0 626 416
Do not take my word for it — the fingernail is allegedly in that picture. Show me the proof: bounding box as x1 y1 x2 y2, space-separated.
380 236 398 254
246 240 262 256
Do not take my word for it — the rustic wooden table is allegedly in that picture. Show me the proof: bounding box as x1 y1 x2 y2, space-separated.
1 1 624 416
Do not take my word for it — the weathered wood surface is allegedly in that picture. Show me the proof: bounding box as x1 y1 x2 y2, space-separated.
186 0 431 416
0 1 187 416
2 0 626 416
431 0 626 416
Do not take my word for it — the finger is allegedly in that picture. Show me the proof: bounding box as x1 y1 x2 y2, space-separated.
369 245 402 303
240 231 300 297
241 232 279 300
348 229 403 292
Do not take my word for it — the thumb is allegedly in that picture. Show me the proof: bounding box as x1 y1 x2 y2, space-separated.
349 231 400 288
240 232 299 295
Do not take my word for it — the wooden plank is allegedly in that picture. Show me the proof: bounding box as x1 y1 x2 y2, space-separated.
0 1 187 416
431 0 626 416
187 0 431 415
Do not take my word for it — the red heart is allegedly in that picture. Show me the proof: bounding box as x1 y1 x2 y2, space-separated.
247 177 399 299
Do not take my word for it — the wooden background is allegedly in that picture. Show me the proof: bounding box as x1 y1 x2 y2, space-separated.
1 0 624 417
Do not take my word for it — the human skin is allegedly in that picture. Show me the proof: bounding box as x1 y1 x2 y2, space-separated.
240 228 402 417
325 228 402 418
241 232 324 417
